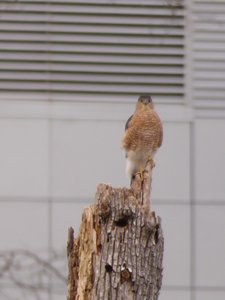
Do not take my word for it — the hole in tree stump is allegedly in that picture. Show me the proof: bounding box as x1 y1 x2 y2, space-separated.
120 267 131 284
107 232 111 242
105 263 113 273
114 216 129 227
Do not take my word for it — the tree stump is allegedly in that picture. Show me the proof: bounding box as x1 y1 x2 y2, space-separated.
67 161 164 300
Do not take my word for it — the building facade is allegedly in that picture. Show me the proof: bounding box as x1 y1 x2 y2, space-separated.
0 1 225 299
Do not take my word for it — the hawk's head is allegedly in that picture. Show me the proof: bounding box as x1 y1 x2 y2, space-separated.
137 95 154 109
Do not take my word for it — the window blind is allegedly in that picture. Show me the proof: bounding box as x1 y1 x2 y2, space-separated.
193 0 225 109
0 0 185 102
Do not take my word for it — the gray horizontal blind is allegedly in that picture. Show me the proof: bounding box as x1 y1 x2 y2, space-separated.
0 0 185 102
193 0 225 109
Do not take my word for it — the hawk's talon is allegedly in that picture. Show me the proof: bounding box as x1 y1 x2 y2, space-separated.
147 158 155 168
134 168 145 182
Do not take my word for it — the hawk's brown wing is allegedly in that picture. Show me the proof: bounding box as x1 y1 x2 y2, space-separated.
158 121 163 148
124 114 133 158
125 114 133 131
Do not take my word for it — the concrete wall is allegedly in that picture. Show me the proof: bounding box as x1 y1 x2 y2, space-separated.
0 99 224 300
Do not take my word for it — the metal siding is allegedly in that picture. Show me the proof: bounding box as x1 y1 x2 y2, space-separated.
193 0 225 109
0 0 185 102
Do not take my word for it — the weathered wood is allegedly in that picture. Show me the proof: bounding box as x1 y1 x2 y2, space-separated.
67 163 164 300
131 159 155 208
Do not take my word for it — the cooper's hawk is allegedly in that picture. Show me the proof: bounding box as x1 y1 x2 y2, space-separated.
122 95 163 184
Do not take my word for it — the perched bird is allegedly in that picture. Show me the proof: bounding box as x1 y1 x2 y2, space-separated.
122 95 163 184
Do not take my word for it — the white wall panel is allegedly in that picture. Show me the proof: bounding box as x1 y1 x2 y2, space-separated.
51 119 128 198
195 119 225 201
196 291 225 300
52 202 92 250
160 290 190 300
0 119 48 197
152 122 190 202
0 202 48 250
196 206 225 287
154 205 190 287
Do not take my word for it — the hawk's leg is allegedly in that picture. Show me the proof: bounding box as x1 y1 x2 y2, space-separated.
133 168 145 204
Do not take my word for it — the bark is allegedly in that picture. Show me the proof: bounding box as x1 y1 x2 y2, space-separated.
67 162 164 300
